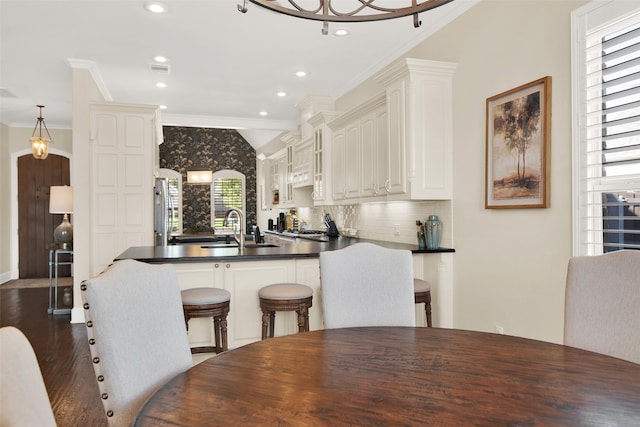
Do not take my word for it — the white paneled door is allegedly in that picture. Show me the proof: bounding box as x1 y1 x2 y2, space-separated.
89 102 158 276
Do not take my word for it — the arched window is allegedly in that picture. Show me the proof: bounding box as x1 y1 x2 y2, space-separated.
211 170 246 231
158 168 183 234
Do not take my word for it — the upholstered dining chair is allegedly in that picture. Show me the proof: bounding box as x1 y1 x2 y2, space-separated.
319 242 416 329
81 259 193 427
564 250 640 364
0 326 57 427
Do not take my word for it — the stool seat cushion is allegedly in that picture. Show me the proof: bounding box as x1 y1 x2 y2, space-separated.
181 287 231 305
259 283 313 300
414 278 431 292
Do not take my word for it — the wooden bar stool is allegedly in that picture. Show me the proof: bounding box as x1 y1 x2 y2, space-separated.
414 278 433 327
259 283 313 340
181 287 231 354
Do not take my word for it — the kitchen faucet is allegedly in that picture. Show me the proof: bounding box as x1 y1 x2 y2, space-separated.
224 208 245 253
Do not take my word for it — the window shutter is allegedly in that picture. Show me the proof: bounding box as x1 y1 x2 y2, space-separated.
212 178 243 229
575 6 640 255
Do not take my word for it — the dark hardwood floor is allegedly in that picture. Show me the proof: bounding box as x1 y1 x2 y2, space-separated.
1 285 108 426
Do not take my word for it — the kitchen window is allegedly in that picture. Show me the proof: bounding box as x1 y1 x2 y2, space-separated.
211 170 246 231
572 1 640 255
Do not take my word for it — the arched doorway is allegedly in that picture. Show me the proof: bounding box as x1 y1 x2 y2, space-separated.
17 153 70 278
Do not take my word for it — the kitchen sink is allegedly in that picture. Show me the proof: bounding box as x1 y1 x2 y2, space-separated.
200 243 279 249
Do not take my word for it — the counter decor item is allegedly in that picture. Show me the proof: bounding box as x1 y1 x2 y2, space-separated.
425 215 441 250
416 220 426 249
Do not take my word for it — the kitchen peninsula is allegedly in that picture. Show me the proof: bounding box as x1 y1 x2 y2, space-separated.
115 238 454 350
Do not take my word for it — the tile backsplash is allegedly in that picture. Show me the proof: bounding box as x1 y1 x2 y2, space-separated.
297 200 452 247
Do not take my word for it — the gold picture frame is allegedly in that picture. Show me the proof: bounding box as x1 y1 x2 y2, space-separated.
485 76 551 209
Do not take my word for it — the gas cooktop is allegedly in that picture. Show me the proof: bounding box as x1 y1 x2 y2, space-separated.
295 230 326 235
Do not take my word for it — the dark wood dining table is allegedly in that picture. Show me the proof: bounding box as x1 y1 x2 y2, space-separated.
134 327 640 426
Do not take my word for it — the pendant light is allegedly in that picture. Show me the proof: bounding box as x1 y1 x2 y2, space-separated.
31 105 53 160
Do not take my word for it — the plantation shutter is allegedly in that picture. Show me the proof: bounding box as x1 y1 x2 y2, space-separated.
212 177 243 229
576 7 640 255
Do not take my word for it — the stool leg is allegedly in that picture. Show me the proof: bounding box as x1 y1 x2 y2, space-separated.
425 293 432 328
184 313 190 331
297 306 309 333
213 316 222 352
261 310 269 340
268 312 276 338
220 317 228 352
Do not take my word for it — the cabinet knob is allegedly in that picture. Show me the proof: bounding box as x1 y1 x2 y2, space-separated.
215 263 219 268
226 264 231 268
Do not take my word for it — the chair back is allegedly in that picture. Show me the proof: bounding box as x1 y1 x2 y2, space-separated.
0 326 57 426
564 250 640 364
81 259 193 426
320 243 416 329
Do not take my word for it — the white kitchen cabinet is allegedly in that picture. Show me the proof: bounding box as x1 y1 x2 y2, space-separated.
330 95 392 203
174 260 297 350
285 144 294 205
267 149 287 208
330 119 361 201
292 138 313 188
89 102 158 277
223 260 296 348
360 101 390 199
308 111 338 205
270 160 280 192
295 258 324 331
331 128 346 201
344 121 361 199
375 58 456 200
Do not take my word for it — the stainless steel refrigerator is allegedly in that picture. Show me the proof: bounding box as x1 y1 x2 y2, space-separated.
154 177 169 246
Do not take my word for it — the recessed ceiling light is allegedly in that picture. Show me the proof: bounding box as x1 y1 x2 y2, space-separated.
276 92 286 97
153 55 168 63
296 71 307 77
334 28 350 36
159 105 167 110
259 111 268 116
155 82 167 88
144 2 167 13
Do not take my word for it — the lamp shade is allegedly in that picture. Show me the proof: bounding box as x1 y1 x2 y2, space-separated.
49 186 73 214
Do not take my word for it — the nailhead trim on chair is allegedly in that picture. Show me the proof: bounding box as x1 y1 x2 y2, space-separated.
83 280 111 419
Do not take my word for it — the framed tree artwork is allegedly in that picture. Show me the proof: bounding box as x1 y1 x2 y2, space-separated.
485 76 551 209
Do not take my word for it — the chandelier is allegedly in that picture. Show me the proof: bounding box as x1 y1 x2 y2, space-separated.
30 105 53 160
238 0 455 34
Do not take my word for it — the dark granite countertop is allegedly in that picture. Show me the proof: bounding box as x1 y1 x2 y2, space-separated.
115 237 455 264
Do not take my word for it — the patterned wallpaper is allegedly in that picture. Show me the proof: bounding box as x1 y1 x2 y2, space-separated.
160 126 256 233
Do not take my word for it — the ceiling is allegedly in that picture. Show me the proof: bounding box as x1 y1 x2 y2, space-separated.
0 0 476 149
